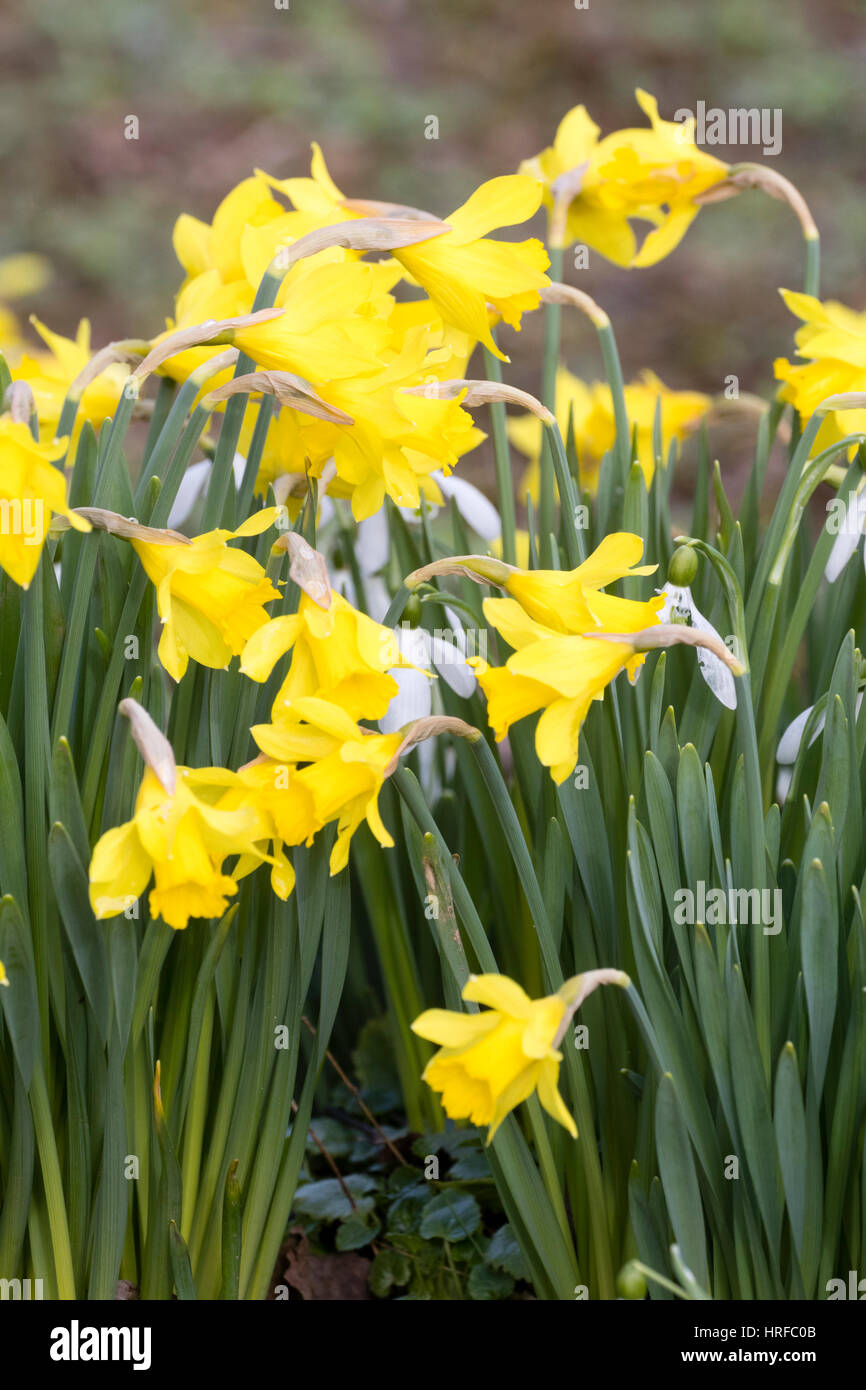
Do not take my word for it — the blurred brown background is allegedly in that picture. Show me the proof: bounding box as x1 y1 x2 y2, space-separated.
2 0 865 494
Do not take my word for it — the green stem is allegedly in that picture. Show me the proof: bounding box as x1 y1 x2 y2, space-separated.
526 1094 579 1274
30 1063 76 1298
756 491 853 785
804 233 820 299
539 246 564 549
596 317 631 489
483 348 517 566
469 736 615 1296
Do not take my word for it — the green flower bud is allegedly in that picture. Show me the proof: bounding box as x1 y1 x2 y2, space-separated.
668 544 698 587
616 1260 647 1300
403 593 423 627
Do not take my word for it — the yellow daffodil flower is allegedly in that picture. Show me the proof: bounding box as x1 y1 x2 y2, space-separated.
233 320 483 520
0 253 51 361
248 696 404 873
462 534 663 781
412 970 628 1141
0 959 8 987
507 366 709 493
89 764 286 930
173 174 284 287
231 258 397 384
522 91 727 266
131 509 281 681
14 318 131 446
0 418 90 588
241 587 411 722
0 304 23 359
473 616 658 783
392 176 550 360
286 146 549 360
455 532 658 634
774 288 866 457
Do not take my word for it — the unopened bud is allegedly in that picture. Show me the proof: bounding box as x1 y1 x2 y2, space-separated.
668 545 698 587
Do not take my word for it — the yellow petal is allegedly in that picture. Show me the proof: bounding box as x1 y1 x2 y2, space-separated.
631 205 699 268
554 105 601 168
534 694 592 784
89 822 151 918
240 614 302 681
536 1057 577 1137
447 175 544 244
575 532 651 588
411 1008 500 1047
462 972 533 1018
232 506 281 538
522 997 566 1058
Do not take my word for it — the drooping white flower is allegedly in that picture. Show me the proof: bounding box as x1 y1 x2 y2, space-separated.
777 692 864 765
657 583 737 709
352 470 501 579
775 691 864 804
379 612 477 734
166 453 246 529
435 472 501 542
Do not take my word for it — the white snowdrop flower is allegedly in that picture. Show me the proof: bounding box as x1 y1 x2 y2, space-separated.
379 614 477 734
328 567 390 622
657 583 737 710
776 766 794 805
435 472 501 542
355 473 501 580
776 692 863 766
355 508 390 576
166 452 246 529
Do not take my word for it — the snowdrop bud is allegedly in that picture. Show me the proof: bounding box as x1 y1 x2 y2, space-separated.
668 544 698 587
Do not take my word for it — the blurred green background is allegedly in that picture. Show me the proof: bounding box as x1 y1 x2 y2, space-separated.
2 0 865 485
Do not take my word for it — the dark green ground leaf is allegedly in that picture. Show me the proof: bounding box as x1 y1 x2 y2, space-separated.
419 1191 481 1241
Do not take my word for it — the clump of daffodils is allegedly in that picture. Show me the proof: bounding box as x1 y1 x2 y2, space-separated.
2 87 849 1306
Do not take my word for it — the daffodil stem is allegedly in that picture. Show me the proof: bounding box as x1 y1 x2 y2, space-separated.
804 233 820 299
539 246 564 553
353 822 436 1132
391 765 499 972
595 318 631 491
30 1062 76 1298
0 1072 34 1282
470 736 615 1296
23 574 52 1066
383 585 410 628
134 376 203 510
737 670 771 1080
51 387 139 745
483 347 517 566
236 395 275 522
80 571 148 826
757 462 861 788
526 1094 580 1273
544 422 587 566
746 413 824 633
202 268 283 531
747 433 863 702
